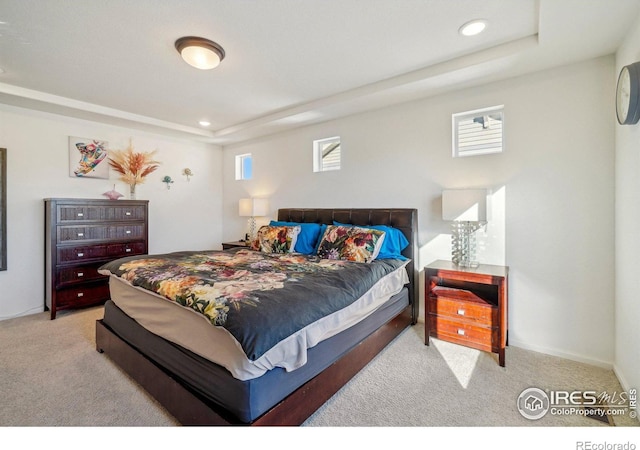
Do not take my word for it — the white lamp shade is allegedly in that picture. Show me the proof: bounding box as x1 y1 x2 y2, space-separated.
442 189 487 221
239 198 269 217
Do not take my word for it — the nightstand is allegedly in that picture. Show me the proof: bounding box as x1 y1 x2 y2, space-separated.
222 240 249 250
425 260 508 367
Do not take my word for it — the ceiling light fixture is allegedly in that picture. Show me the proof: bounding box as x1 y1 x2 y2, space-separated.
175 36 225 70
199 120 211 127
459 19 488 37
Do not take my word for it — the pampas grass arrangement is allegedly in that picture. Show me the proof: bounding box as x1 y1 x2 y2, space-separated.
108 140 160 199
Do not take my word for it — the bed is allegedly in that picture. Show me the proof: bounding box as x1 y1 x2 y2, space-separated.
95 207 418 425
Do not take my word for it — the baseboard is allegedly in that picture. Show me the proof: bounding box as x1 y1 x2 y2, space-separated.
0 305 45 321
612 363 640 424
505 339 613 370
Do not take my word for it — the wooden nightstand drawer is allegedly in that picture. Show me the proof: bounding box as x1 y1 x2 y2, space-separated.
424 260 508 366
428 315 496 351
222 241 249 250
429 287 497 325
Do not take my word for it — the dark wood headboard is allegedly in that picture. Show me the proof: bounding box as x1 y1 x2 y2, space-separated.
277 208 418 324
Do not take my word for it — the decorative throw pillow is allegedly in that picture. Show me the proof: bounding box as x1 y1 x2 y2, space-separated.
333 221 409 260
316 225 386 263
269 221 323 255
251 225 301 253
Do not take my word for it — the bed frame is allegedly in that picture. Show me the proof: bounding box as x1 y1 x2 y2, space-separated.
96 207 418 426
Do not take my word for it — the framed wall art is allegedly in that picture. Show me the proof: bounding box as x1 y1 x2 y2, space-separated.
0 147 6 271
69 136 109 179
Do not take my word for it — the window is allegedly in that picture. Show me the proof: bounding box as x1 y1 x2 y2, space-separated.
235 153 253 180
313 136 341 172
452 106 504 157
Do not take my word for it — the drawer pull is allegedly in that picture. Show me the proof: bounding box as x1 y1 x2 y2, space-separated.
125 230 131 234
125 211 131 216
125 248 132 253
77 232 84 237
457 309 465 316
77 292 84 298
77 272 84 278
457 329 465 336
77 213 84 217
77 252 84 257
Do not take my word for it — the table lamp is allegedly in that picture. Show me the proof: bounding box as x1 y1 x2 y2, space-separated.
442 189 487 268
239 198 269 240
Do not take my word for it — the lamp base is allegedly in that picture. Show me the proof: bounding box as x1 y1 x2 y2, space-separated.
248 217 257 240
451 221 483 268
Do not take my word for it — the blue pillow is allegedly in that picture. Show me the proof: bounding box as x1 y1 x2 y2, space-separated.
269 221 324 255
332 221 409 260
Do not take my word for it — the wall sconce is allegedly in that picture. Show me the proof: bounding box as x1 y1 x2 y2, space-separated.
442 189 488 268
182 168 193 182
162 175 174 189
239 198 269 240
175 36 225 70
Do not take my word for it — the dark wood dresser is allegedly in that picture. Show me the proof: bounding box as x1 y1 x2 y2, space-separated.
424 260 508 366
44 198 148 319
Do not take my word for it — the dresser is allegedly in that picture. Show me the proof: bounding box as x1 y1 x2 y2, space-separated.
424 260 508 366
44 198 148 319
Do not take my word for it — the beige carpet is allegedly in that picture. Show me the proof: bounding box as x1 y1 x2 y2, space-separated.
0 305 637 432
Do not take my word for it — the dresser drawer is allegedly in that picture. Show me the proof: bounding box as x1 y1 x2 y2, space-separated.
58 224 145 242
56 264 107 287
428 294 497 326
58 245 108 263
55 282 110 308
107 241 146 257
428 315 496 351
57 204 147 223
58 225 108 242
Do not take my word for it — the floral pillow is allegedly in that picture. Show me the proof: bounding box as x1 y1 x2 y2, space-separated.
251 225 301 253
316 225 386 263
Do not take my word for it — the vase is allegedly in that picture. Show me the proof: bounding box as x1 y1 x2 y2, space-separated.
129 184 136 200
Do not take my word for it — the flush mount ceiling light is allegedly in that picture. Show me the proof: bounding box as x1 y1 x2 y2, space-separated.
459 19 488 36
175 36 225 70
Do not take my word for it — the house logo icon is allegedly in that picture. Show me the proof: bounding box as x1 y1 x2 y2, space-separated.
517 387 550 420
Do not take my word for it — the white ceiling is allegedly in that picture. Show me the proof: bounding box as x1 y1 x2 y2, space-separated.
0 0 638 145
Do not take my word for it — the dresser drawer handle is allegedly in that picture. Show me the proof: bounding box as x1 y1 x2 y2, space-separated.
77 213 84 217
77 232 84 237
457 309 465 316
77 292 84 298
77 252 84 257
457 329 465 336
77 272 84 278
125 211 131 216
125 248 132 253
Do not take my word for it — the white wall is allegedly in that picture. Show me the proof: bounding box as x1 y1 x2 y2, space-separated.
615 14 640 395
0 104 223 320
223 56 616 367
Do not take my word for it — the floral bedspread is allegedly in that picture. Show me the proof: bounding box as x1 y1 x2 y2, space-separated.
99 249 406 361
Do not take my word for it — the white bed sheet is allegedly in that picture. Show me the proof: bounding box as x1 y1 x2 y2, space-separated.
107 262 408 381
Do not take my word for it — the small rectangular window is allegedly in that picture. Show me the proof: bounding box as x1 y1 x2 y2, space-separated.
235 153 253 180
313 136 341 172
453 106 504 157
